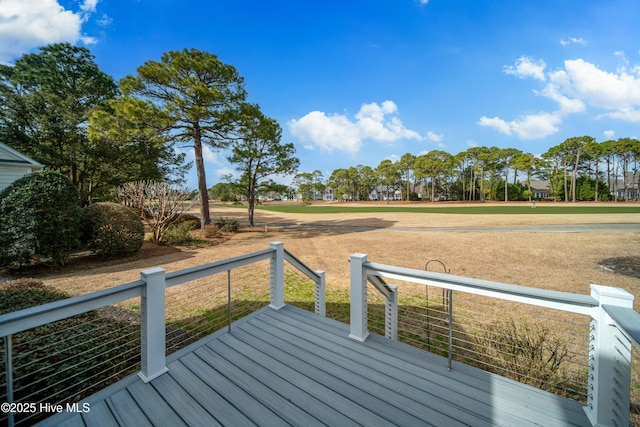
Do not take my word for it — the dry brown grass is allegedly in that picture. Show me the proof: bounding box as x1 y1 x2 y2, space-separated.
28 204 639 311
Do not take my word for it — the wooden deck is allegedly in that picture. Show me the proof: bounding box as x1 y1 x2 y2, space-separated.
38 305 591 427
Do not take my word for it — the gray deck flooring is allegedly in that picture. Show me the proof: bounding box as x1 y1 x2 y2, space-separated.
38 305 591 427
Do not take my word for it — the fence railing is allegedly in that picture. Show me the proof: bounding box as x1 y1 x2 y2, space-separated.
349 252 640 427
0 241 323 426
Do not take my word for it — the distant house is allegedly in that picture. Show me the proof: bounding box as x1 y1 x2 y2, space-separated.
528 180 550 199
612 172 640 201
0 142 44 192
323 187 336 201
370 185 402 202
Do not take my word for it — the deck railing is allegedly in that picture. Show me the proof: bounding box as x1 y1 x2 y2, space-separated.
349 253 640 427
0 242 323 426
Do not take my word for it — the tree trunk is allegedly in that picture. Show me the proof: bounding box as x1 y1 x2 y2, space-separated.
563 161 569 202
193 137 211 228
572 152 580 203
504 168 509 202
248 199 255 226
431 176 436 202
622 158 629 201
594 161 599 202
480 166 485 202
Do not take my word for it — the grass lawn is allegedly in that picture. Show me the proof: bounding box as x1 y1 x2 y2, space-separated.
253 203 640 215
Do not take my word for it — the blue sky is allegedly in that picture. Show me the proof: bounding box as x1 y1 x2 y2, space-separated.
2 0 640 189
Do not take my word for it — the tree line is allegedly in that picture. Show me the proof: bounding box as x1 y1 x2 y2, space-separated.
0 43 298 227
3 43 637 233
293 137 640 203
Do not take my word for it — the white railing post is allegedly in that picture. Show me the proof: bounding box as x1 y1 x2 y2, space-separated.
139 267 168 383
385 284 398 340
586 284 634 426
270 242 285 310
315 270 326 317
349 253 369 342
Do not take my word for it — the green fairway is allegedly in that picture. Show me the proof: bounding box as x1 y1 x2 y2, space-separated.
243 204 640 215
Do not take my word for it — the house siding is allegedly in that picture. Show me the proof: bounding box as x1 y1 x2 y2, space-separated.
0 142 44 192
0 165 34 192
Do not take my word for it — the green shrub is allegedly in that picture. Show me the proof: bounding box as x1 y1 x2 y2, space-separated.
215 217 239 232
84 202 144 257
173 213 201 230
163 221 196 245
0 171 82 268
0 279 69 314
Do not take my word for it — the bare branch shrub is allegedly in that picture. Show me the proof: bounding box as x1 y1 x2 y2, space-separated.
116 181 193 244
474 317 572 392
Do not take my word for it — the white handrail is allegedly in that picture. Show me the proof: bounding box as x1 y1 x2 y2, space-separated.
284 248 326 316
165 249 274 288
0 280 145 337
364 260 598 315
603 304 640 348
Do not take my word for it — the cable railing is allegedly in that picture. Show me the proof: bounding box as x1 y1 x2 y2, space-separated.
366 283 590 400
0 241 324 426
349 252 640 427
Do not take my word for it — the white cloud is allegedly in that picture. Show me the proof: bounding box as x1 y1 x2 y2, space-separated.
426 131 443 142
551 58 640 112
503 56 546 81
288 111 361 154
598 109 640 122
477 116 512 135
185 144 220 164
80 0 99 14
288 101 423 154
481 54 640 140
603 130 615 139
478 112 562 140
215 167 236 180
96 14 112 27
560 37 587 46
537 83 585 114
0 0 100 63
356 100 420 141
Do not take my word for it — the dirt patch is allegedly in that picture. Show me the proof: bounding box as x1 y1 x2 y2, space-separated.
599 257 640 279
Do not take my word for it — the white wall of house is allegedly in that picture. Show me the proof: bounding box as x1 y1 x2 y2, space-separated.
0 142 44 192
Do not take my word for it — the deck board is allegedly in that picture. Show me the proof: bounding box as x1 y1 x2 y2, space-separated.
164 361 254 426
126 380 187 427
224 326 418 426
37 305 592 427
106 389 152 427
274 306 589 426
192 345 321 427
244 312 472 426
178 353 283 426
211 336 365 426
